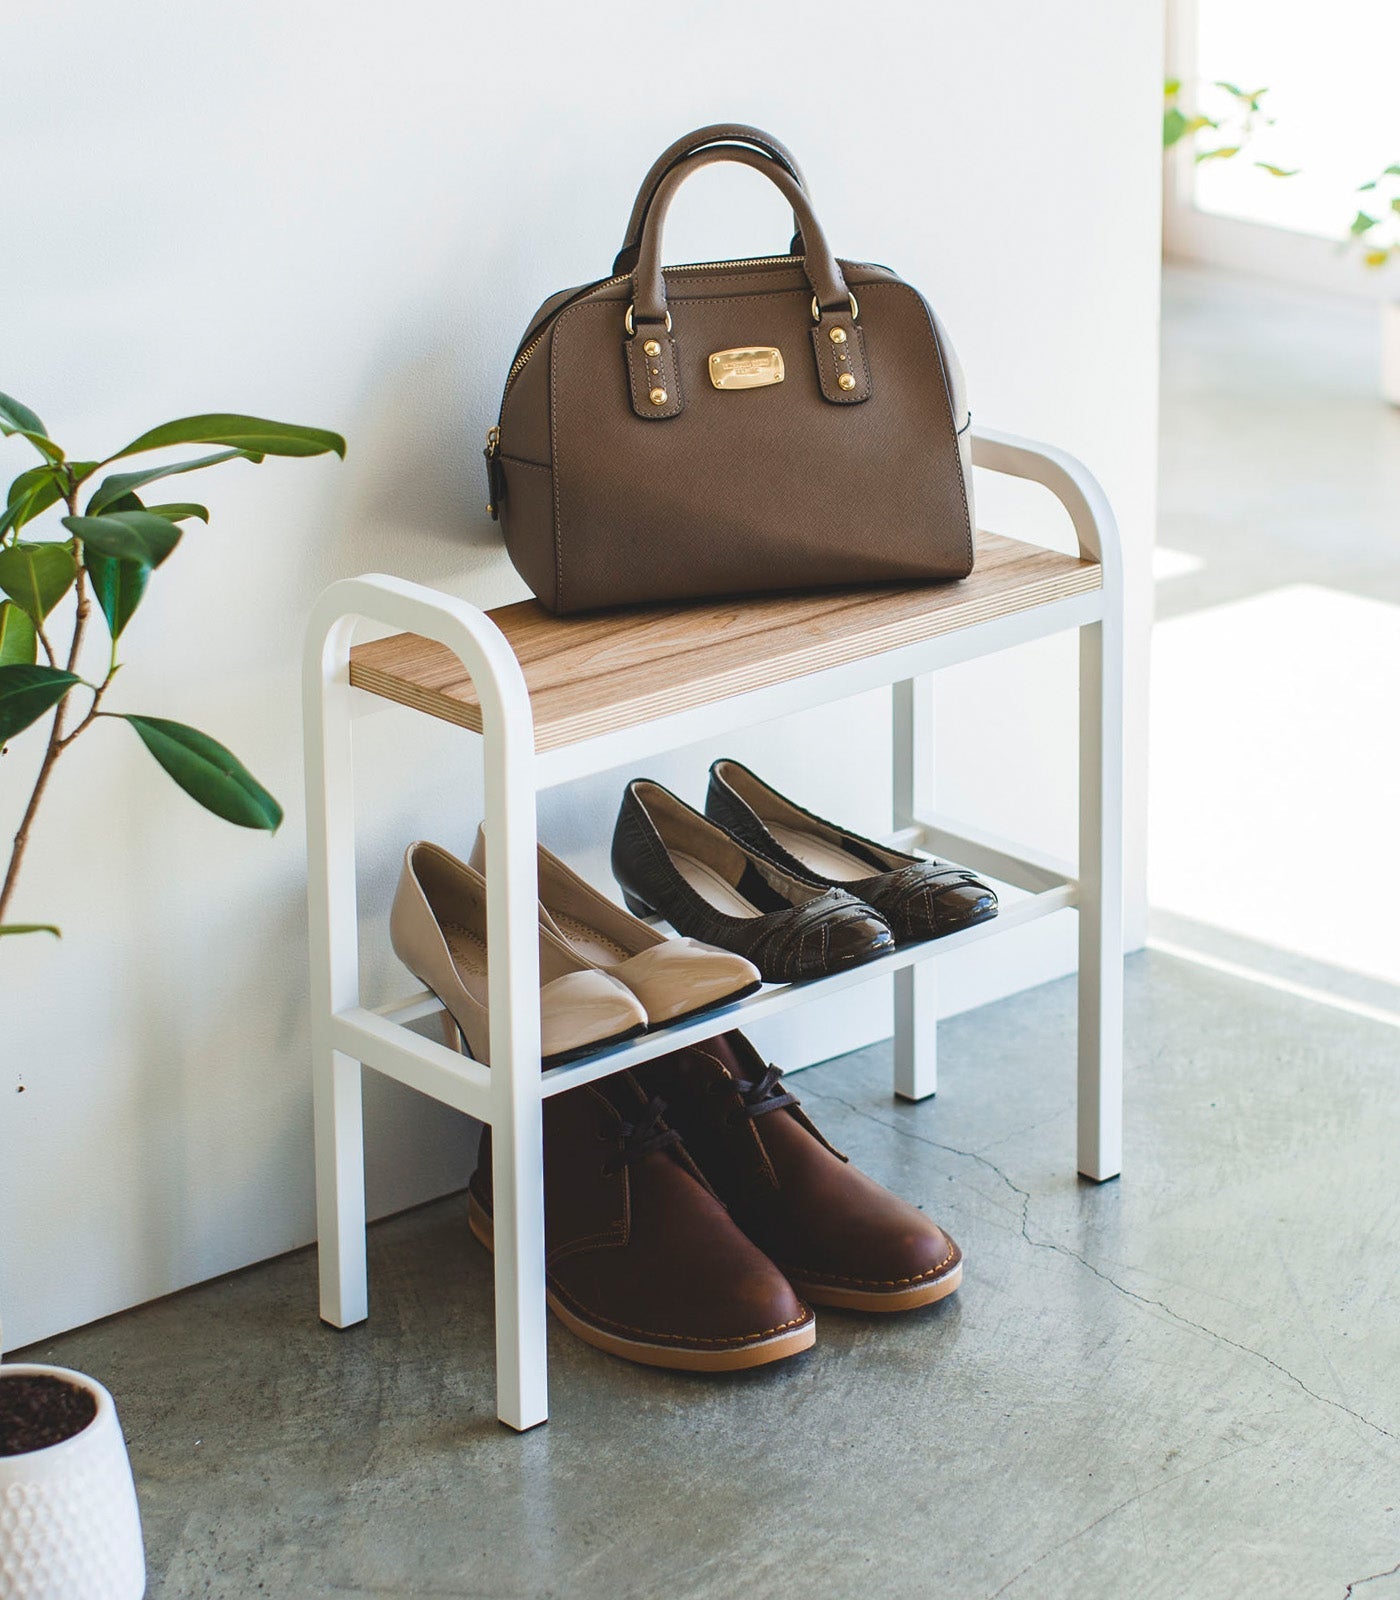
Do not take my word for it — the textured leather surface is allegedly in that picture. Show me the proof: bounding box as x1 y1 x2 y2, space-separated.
633 1032 961 1296
706 759 998 944
610 779 893 983
492 125 975 614
471 1074 811 1350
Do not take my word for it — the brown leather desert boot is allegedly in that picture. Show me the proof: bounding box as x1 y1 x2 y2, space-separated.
633 1032 962 1312
468 1071 815 1370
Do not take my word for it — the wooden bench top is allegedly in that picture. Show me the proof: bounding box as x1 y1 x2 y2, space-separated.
348 531 1100 752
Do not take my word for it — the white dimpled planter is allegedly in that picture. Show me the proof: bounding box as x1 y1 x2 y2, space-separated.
0 1366 145 1600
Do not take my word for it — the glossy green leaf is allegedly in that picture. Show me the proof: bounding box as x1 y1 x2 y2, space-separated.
86 550 150 641
0 541 77 621
86 449 260 515
1196 145 1241 164
1214 79 1245 97
61 511 182 568
0 923 61 938
17 433 64 463
1163 76 1181 99
143 502 209 523
7 465 53 508
1162 108 1188 149
120 715 283 832
1255 163 1299 178
0 663 79 745
1 466 64 538
110 414 346 462
1350 209 1379 236
0 393 47 438
0 394 64 463
0 601 36 666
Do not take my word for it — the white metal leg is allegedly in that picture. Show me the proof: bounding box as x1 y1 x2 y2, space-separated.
312 1048 368 1326
971 428 1126 1182
481 685 548 1433
304 577 548 1430
1077 615 1124 1181
305 612 369 1326
892 676 938 1101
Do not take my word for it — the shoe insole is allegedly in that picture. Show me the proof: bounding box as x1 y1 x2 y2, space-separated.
673 852 770 919
441 918 583 994
440 920 490 1006
549 911 632 967
767 823 884 883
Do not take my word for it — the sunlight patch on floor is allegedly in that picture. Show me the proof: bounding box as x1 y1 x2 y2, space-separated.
1153 545 1205 582
1149 583 1400 988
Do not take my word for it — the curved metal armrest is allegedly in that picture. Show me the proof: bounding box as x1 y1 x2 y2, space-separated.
971 425 1123 586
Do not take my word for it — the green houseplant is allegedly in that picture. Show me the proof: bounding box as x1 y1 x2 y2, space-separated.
1 392 344 1595
1346 165 1400 406
1347 163 1400 270
1162 77 1298 177
0 393 345 935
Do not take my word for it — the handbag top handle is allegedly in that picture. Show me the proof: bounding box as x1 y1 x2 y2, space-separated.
612 123 809 276
628 144 851 328
622 144 870 416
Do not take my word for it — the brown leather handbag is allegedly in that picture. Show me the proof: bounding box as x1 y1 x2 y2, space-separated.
484 124 975 615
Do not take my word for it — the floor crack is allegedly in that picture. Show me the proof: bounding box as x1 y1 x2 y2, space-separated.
1344 1559 1400 1597
802 1085 1398 1446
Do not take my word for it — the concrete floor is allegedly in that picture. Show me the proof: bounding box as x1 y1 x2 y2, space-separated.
20 268 1400 1596
23 950 1400 1598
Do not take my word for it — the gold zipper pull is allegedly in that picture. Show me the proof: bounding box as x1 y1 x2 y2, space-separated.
483 426 503 519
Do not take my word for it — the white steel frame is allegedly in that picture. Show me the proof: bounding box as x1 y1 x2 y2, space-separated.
303 425 1125 1433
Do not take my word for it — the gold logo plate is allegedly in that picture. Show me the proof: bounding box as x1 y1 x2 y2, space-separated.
708 346 785 390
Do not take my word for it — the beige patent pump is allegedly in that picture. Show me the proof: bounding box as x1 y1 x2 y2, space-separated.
467 827 762 1029
389 841 647 1066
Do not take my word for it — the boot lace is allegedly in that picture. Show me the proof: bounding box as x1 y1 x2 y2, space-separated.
736 1063 798 1121
602 1095 680 1175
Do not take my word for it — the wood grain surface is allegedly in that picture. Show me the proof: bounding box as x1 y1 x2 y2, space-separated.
348 532 1101 751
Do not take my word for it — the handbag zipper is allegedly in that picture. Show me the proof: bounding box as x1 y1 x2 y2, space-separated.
484 253 808 514
497 254 804 401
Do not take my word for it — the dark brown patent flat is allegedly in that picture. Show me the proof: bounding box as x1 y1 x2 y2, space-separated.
706 759 997 946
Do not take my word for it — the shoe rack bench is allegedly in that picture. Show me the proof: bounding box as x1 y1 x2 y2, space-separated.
303 424 1124 1433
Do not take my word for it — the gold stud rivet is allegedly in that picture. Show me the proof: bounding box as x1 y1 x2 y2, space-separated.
829 327 847 344
649 387 668 405
643 339 661 357
838 372 856 391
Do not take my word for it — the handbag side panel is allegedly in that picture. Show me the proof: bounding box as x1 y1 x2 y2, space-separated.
546 271 974 614
497 317 562 611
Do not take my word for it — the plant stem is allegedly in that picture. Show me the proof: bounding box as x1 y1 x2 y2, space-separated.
0 479 105 924
0 711 68 923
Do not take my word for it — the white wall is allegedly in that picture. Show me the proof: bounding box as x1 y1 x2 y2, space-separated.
1 0 1161 1349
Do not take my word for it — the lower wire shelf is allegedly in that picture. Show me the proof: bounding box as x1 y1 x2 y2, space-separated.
359 864 1076 1106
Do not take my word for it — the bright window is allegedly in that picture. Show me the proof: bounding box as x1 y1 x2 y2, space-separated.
1191 0 1400 240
